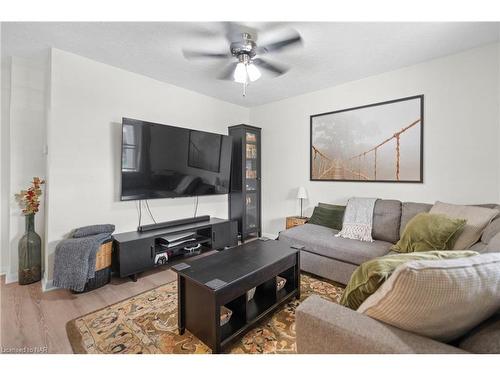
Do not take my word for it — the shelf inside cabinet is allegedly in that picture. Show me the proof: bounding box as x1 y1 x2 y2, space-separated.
154 234 211 255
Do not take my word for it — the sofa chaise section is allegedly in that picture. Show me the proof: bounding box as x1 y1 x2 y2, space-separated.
296 295 466 354
279 223 392 284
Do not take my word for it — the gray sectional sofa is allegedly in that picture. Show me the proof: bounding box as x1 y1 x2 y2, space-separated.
278 199 500 354
279 199 500 285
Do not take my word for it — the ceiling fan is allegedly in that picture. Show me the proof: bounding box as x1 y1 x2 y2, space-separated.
183 23 303 97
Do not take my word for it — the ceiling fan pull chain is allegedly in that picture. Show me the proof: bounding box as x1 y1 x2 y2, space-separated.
242 82 247 97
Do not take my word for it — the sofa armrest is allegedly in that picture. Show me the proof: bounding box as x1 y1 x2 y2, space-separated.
296 295 466 354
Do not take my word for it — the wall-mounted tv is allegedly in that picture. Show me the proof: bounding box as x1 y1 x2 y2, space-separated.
120 118 232 201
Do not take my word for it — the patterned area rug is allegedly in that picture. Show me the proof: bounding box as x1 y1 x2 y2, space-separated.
66 273 344 354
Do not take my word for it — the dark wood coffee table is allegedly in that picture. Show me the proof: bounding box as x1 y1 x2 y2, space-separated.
173 239 300 353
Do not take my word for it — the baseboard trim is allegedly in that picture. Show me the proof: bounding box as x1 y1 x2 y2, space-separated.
42 278 59 292
5 272 18 284
5 273 59 292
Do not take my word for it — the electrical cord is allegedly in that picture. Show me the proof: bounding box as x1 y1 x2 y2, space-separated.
145 199 157 224
137 200 142 228
194 195 199 217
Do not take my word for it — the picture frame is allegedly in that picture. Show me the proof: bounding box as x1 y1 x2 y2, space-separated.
310 95 424 183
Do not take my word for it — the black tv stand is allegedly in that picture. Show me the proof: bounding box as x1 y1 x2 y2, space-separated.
113 217 238 281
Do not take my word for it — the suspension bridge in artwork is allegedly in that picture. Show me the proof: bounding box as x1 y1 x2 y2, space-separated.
312 118 421 180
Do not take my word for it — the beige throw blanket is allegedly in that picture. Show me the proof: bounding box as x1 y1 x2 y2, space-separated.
336 197 377 242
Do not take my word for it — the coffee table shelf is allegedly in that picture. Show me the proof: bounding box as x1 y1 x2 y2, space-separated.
220 314 246 343
175 239 300 353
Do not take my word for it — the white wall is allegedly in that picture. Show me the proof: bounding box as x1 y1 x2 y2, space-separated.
0 23 8 275
1 54 49 282
251 43 500 236
44 48 249 284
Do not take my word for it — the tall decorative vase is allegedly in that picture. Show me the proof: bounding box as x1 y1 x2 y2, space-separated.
18 213 42 285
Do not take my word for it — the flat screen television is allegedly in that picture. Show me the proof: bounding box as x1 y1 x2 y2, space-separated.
120 118 232 201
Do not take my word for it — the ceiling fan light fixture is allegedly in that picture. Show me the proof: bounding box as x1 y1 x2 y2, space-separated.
183 25 302 97
247 63 261 82
233 62 248 83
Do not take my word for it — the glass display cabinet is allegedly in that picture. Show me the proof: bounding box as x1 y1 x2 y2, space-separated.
228 124 262 241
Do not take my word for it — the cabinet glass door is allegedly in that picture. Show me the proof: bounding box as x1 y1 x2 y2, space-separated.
245 130 259 233
245 193 258 231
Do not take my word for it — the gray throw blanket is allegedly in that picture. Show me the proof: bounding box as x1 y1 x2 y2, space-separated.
336 197 377 242
73 224 115 238
53 224 115 291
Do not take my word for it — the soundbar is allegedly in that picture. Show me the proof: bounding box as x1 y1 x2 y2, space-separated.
137 215 211 232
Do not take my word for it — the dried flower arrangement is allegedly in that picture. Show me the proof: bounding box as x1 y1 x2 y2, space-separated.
15 177 45 215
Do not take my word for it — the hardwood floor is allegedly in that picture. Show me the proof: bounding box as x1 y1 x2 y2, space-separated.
1 265 181 353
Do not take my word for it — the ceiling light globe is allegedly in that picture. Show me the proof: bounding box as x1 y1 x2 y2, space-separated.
247 64 261 82
234 62 248 83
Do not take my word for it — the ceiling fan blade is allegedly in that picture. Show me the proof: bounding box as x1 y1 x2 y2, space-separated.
183 49 231 60
217 62 238 80
256 29 302 54
253 58 288 76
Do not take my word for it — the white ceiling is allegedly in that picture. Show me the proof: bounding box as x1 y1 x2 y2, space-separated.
2 22 499 107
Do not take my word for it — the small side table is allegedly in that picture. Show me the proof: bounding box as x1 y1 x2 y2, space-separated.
286 216 309 230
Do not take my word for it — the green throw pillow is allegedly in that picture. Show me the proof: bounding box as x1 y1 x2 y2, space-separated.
318 202 346 211
391 213 466 253
308 205 345 230
340 250 479 310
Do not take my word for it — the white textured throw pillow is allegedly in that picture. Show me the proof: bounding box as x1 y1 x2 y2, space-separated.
429 201 498 250
357 253 500 342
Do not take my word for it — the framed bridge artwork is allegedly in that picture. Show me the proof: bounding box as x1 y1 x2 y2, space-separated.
310 95 424 183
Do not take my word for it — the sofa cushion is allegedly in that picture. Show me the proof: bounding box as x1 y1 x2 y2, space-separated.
475 203 500 211
430 201 499 250
469 204 499 248
458 312 500 354
392 213 466 253
469 241 487 253
279 223 392 265
340 250 478 310
372 199 401 243
357 253 500 342
400 202 432 237
481 215 500 244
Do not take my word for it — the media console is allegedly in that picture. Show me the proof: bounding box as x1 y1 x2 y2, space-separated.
113 217 238 281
